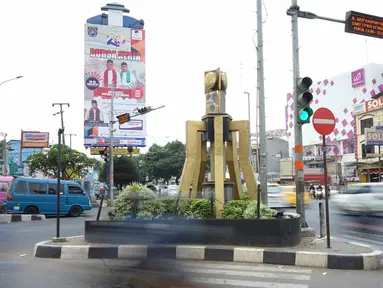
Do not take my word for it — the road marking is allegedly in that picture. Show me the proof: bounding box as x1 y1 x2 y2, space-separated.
190 277 309 288
178 267 310 281
313 119 335 125
339 234 383 248
177 261 312 274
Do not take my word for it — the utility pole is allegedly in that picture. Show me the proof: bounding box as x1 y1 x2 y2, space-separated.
52 103 70 146
244 92 252 167
109 85 115 205
0 133 7 175
289 0 307 227
257 0 268 204
65 133 76 149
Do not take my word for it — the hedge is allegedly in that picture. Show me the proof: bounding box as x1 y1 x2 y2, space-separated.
112 183 276 220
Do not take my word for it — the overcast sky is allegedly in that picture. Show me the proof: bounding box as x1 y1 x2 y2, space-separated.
0 0 382 154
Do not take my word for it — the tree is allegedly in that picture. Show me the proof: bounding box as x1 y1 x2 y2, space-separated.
144 141 185 184
98 156 139 189
26 144 99 179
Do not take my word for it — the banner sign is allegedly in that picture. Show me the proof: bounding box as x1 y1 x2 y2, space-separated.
90 147 140 155
366 127 383 146
21 132 49 148
84 24 146 147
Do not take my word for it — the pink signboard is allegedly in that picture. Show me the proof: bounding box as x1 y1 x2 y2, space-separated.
351 68 365 88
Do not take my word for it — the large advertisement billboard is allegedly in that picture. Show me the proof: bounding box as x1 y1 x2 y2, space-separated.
21 132 49 148
84 24 146 147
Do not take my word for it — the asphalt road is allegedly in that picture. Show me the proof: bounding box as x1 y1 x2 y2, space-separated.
285 199 383 249
0 257 382 288
0 204 383 287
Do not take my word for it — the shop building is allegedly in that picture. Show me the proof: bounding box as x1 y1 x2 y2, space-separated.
284 63 383 183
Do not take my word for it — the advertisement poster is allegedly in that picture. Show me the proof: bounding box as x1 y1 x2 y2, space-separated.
21 131 49 148
84 24 146 147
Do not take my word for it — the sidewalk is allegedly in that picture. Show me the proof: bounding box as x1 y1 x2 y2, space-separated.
0 214 45 223
34 234 382 270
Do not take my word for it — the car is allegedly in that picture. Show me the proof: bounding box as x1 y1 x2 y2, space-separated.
267 183 290 208
280 185 312 206
332 183 383 215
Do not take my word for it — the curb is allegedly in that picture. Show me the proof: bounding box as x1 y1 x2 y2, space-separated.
34 236 382 270
0 214 46 223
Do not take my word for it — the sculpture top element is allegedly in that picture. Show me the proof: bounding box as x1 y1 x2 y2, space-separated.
204 68 228 114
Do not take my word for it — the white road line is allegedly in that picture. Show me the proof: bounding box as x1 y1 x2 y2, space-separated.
313 118 335 124
191 276 309 288
339 234 383 247
179 267 310 281
177 261 312 274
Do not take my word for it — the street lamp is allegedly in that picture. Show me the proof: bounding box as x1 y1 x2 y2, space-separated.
0 76 23 86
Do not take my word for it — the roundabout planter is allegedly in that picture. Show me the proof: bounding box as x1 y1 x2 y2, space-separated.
85 213 301 247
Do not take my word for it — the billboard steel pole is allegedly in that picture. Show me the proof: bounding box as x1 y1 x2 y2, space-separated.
257 0 268 204
109 86 115 204
289 0 307 227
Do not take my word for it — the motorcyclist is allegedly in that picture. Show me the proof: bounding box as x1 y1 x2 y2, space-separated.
309 184 316 199
316 185 323 199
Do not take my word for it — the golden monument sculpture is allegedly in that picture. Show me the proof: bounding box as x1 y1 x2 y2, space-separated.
178 68 258 218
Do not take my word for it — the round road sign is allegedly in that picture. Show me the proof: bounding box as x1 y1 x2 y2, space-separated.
312 108 336 136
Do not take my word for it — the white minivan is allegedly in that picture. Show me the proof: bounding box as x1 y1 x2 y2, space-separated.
332 183 383 215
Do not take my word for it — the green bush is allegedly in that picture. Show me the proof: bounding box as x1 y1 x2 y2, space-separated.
113 182 156 216
243 200 276 219
221 200 250 219
178 198 214 219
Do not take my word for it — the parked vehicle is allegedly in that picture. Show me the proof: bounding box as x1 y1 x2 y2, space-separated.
6 177 92 217
332 183 383 215
0 176 13 204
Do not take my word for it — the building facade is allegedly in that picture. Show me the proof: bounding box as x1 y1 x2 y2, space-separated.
353 97 383 182
6 140 43 176
252 136 289 180
284 63 383 183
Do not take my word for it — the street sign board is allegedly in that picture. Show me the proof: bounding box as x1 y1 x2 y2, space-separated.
90 147 140 155
312 108 336 136
345 11 383 39
117 113 130 125
365 127 383 146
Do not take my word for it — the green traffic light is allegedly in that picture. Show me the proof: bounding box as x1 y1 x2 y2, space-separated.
298 107 314 121
299 110 309 121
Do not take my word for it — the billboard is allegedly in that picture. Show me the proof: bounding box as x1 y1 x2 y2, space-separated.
21 132 49 148
366 126 383 146
84 24 146 147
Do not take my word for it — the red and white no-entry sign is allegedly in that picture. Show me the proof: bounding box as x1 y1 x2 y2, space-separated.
312 108 336 136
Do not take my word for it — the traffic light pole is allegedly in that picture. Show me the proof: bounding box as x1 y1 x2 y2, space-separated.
290 0 307 228
109 86 115 205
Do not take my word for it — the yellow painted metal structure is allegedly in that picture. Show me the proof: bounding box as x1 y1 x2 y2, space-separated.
178 68 258 218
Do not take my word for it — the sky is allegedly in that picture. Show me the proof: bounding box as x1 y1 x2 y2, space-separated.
0 0 382 156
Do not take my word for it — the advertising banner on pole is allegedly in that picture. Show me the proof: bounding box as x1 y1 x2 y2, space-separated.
21 131 50 148
84 24 146 147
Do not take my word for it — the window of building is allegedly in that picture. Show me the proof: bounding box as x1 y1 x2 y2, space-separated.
360 118 373 134
29 183 47 195
361 144 375 159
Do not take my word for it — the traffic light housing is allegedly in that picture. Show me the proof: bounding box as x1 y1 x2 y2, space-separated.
99 148 109 163
296 77 314 125
137 106 152 114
